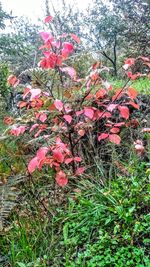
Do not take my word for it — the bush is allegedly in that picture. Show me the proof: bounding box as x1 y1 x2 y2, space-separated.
5 24 150 187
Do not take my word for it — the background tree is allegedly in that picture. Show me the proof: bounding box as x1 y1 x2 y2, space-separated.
0 17 41 74
83 0 126 76
110 0 150 56
0 2 11 30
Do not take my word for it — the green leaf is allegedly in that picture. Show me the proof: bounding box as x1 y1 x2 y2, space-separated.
17 262 27 267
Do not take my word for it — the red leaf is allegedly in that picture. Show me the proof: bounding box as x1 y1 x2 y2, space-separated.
98 133 109 141
61 42 74 58
118 106 130 120
114 122 125 127
65 158 73 164
63 115 72 124
44 15 53 23
54 99 63 111
128 87 138 99
53 149 64 163
23 87 31 99
102 112 112 118
78 129 85 136
18 101 27 108
76 110 83 116
56 171 68 187
70 34 81 44
109 134 121 145
36 147 49 160
95 89 107 99
110 127 120 134
74 157 82 162
128 101 139 109
10 126 26 136
3 116 14 125
123 58 135 70
28 157 39 173
92 62 100 70
7 75 19 88
112 89 123 101
49 103 56 111
127 72 141 80
84 107 94 119
75 167 85 176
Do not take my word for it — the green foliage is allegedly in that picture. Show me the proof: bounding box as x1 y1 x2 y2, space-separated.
110 77 150 95
0 2 11 30
0 63 10 110
0 162 149 266
51 162 150 266
0 17 41 74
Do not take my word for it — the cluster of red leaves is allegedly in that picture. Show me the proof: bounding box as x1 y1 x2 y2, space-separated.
38 29 80 80
6 17 150 186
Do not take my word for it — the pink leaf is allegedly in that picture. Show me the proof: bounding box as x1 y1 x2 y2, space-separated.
28 157 39 173
110 127 120 134
39 31 53 43
78 129 85 136
107 104 118 112
61 67 77 80
70 34 81 44
114 122 125 127
30 89 41 100
54 99 63 111
141 128 150 133
76 110 83 116
10 126 26 136
63 115 72 124
30 124 39 133
56 171 68 187
75 167 85 176
65 158 74 164
39 113 47 123
74 157 82 162
61 42 74 58
44 15 53 23
53 149 64 163
84 107 94 119
118 106 130 120
98 133 109 142
123 58 135 70
109 134 121 145
36 147 49 160
23 87 31 99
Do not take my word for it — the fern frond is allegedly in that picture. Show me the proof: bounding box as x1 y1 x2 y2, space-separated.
0 175 25 231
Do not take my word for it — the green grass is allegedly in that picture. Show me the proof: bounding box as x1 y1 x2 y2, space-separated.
110 77 150 95
0 160 150 267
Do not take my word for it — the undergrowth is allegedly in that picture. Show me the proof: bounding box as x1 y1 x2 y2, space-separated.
0 160 150 267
